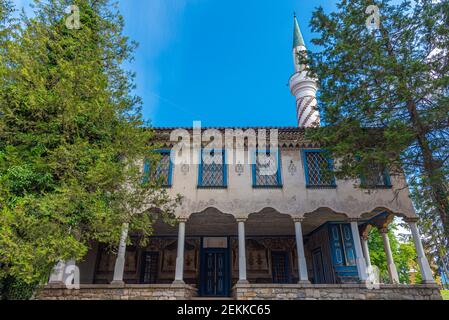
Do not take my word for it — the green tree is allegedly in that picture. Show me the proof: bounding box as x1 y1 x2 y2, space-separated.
368 224 421 284
304 0 449 241
410 179 449 286
0 0 179 298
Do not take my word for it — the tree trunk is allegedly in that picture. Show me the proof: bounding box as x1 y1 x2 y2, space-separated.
406 100 449 239
378 26 449 240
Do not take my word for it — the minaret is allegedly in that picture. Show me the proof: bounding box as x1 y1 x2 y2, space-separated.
289 14 320 128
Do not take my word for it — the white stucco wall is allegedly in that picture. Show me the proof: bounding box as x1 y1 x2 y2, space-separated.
163 148 416 220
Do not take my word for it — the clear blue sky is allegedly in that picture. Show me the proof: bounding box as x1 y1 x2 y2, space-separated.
14 0 337 127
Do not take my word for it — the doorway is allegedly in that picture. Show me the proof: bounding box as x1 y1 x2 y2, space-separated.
200 248 230 297
312 248 326 284
271 251 291 284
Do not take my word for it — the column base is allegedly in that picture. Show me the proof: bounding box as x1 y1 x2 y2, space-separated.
47 281 65 287
237 280 249 285
172 280 186 285
358 279 373 287
421 280 436 285
298 280 311 285
110 280 125 286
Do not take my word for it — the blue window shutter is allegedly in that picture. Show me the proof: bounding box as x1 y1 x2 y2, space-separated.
276 150 282 186
252 150 257 187
328 224 344 266
341 224 356 265
360 172 366 186
168 151 173 187
383 168 392 187
142 159 150 183
223 149 227 187
198 149 203 187
301 150 310 186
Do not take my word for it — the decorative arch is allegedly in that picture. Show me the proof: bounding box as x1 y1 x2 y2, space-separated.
358 207 411 238
186 207 238 236
246 207 295 236
301 207 350 237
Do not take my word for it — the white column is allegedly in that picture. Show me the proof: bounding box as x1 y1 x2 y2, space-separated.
350 220 369 282
380 228 400 284
174 218 187 284
361 236 372 268
48 260 66 285
294 218 310 283
112 223 129 285
237 218 248 284
406 218 436 284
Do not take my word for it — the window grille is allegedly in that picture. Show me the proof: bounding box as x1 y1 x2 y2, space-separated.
143 151 172 187
303 150 336 187
253 150 282 188
361 162 391 188
198 149 227 188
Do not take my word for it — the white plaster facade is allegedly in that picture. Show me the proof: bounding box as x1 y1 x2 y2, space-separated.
164 142 416 221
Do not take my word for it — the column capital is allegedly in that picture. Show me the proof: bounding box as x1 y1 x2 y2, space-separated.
236 217 248 223
348 218 361 223
404 217 419 223
379 228 389 234
361 234 369 241
292 217 305 223
359 224 372 240
178 217 188 223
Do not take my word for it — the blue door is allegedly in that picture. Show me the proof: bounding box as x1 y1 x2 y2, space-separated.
328 223 358 283
200 248 230 297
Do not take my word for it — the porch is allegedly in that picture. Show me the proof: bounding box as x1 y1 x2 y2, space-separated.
40 207 441 300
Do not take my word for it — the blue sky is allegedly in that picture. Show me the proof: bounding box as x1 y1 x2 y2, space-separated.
13 0 337 127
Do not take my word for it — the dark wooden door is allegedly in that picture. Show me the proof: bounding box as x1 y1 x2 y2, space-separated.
202 249 229 296
271 251 290 284
140 252 159 284
312 249 326 284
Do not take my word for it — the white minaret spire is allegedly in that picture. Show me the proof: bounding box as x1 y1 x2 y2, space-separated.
289 14 320 128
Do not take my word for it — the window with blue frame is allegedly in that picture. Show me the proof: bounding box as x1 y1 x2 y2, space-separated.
198 149 227 188
143 150 173 187
302 150 336 188
252 150 282 188
361 162 392 188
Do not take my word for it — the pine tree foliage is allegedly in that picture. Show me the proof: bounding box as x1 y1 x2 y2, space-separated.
0 0 180 288
304 0 449 247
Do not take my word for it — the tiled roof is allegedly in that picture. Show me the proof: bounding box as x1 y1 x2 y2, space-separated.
152 126 305 131
150 126 320 148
